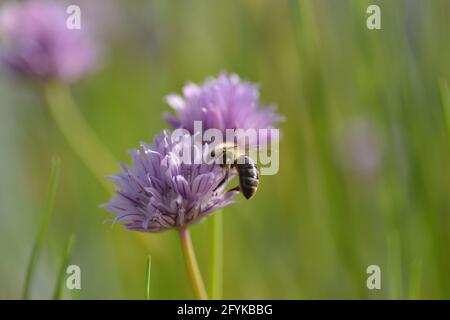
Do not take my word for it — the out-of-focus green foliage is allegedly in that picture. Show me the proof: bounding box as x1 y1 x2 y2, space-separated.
1 0 449 299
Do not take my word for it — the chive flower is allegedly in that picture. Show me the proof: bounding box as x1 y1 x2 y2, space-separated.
164 72 283 136
102 131 238 232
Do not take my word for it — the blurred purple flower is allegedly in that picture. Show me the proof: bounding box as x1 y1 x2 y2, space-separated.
0 0 98 82
164 73 283 137
336 118 383 180
102 131 238 232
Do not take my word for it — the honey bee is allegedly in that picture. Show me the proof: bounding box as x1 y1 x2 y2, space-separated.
210 143 259 199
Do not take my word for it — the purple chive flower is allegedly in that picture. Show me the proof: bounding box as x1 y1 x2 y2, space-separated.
102 131 238 232
164 72 283 137
336 118 383 180
0 0 98 82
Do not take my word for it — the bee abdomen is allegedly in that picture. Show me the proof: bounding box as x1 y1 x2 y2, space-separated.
237 156 259 199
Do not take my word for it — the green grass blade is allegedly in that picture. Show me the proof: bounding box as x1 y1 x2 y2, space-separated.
22 156 61 300
44 81 116 193
439 80 450 142
209 212 223 299
145 255 152 300
387 232 402 299
53 234 76 300
408 258 422 300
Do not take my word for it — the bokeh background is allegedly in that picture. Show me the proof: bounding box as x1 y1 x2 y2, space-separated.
1 0 450 299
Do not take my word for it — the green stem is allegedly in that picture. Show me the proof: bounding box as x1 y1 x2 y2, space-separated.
23 156 61 300
43 81 161 273
145 256 152 300
53 234 76 300
210 213 223 299
179 227 208 300
43 81 117 193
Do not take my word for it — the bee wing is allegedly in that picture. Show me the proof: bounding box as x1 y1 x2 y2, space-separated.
212 142 275 161
234 143 273 158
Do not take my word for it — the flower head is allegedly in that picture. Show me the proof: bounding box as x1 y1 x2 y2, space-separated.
0 0 98 82
102 131 238 232
164 72 283 135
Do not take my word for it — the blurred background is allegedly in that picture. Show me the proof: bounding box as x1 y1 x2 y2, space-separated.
1 0 450 299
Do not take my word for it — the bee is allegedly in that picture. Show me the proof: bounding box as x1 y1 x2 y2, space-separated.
210 143 259 199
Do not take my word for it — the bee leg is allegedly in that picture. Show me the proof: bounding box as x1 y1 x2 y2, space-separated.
213 168 230 192
225 165 240 193
227 185 241 193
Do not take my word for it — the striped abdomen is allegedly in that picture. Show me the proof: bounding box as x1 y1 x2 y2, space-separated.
236 156 259 199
